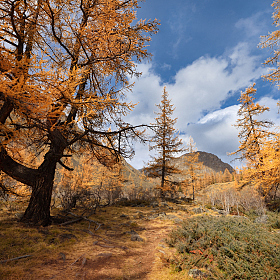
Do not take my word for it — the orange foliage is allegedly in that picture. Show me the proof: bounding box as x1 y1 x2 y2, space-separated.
0 0 159 225
260 0 280 87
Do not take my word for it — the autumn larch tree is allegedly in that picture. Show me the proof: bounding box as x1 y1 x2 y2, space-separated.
145 87 185 198
181 137 202 200
231 84 273 195
260 0 280 88
223 168 232 183
231 84 272 166
257 0 280 198
0 0 159 225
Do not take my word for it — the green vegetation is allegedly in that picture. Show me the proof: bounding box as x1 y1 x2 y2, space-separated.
166 215 280 279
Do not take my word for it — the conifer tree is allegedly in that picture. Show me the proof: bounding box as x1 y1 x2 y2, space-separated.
0 0 159 225
223 168 232 183
145 87 185 198
231 84 274 196
260 0 280 87
181 137 202 200
231 84 272 166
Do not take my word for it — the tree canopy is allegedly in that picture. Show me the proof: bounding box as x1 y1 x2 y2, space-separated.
0 0 159 225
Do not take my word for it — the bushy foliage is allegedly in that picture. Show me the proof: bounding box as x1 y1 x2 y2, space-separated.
166 215 280 279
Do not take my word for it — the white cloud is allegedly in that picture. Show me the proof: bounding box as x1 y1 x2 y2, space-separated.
125 63 162 127
187 105 240 164
169 42 265 130
188 97 280 168
125 43 271 169
258 96 280 128
235 11 271 38
198 105 239 124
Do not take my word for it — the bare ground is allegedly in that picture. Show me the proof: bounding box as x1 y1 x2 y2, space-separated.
0 203 190 280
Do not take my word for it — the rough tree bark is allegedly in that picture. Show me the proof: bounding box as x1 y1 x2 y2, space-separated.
0 130 66 226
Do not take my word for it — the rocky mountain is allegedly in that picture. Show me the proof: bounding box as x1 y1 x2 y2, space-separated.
175 151 234 174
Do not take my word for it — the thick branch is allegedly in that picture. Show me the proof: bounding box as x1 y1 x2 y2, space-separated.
0 99 13 124
0 147 38 187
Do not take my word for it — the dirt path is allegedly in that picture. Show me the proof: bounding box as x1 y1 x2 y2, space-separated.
0 203 191 280
80 224 173 280
28 206 185 280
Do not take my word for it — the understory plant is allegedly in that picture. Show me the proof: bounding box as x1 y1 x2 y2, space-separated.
166 215 280 279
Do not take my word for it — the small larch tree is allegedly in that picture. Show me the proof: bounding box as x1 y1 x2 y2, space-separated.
145 87 185 198
0 0 159 225
181 137 202 200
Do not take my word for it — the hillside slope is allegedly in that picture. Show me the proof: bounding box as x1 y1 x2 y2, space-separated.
175 151 234 173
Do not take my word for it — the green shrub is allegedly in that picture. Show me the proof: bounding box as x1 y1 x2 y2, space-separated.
166 215 280 279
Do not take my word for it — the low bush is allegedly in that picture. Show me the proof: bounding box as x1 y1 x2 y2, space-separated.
166 215 280 279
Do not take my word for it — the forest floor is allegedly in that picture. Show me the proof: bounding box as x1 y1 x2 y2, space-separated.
0 200 199 280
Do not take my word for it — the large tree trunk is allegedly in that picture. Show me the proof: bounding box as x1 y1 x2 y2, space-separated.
20 165 56 226
0 141 63 226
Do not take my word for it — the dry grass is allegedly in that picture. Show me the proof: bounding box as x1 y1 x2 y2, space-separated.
0 200 191 280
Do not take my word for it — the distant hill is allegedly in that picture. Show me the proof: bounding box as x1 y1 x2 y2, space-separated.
164 151 234 183
143 151 234 175
179 151 234 173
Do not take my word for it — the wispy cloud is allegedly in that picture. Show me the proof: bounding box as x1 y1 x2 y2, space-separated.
235 11 272 39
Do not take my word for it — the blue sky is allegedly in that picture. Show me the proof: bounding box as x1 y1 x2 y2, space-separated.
125 0 280 169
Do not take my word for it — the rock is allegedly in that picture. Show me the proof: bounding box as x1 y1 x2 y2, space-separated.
212 207 226 215
160 202 169 207
120 214 128 218
166 215 183 223
188 268 207 278
14 212 24 219
255 215 268 224
150 202 159 208
131 234 144 242
192 207 205 214
148 214 159 220
97 253 112 257
158 212 166 218
134 211 145 219
126 230 144 241
59 252 66 262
